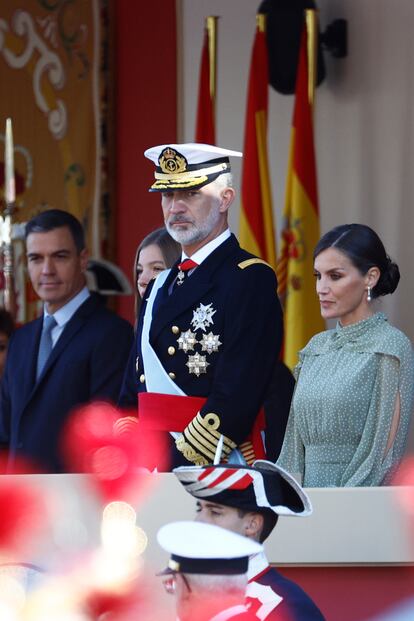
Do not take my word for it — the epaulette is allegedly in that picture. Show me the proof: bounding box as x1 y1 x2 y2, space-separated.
237 258 274 270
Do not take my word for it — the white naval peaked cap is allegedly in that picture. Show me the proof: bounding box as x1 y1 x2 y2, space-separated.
157 521 262 576
144 143 242 192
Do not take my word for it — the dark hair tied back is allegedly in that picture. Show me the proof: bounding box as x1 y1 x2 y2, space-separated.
375 255 400 297
314 223 400 299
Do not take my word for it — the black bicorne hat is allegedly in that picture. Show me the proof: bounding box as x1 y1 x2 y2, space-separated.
173 460 312 517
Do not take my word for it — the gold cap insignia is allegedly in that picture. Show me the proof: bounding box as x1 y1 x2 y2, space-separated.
159 147 188 174
168 559 180 571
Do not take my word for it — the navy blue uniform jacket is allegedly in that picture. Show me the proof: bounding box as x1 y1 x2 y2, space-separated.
0 294 133 472
119 234 284 466
248 565 325 621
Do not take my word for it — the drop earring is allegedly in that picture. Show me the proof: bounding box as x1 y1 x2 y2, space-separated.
367 286 372 302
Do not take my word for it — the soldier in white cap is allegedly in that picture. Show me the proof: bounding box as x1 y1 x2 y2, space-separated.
157 521 261 621
174 460 325 621
118 143 284 469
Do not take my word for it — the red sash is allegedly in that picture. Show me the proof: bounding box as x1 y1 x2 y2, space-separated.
138 392 266 460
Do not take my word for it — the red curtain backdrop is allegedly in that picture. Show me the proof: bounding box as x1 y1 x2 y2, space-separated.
114 1 177 323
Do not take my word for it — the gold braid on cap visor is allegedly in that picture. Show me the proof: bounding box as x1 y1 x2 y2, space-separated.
150 161 230 191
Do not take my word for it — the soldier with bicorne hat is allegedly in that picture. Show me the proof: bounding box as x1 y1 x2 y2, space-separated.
118 143 284 469
174 460 326 621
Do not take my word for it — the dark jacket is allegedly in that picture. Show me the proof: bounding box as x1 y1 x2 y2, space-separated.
0 294 133 472
119 234 284 466
248 565 325 621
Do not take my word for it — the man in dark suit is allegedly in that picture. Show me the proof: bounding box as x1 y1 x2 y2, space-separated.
118 143 284 468
0 209 133 472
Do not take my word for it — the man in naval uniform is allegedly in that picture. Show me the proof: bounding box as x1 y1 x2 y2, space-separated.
118 143 284 468
174 461 326 621
157 521 261 621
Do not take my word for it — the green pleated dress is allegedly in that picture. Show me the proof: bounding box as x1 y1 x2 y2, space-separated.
277 313 414 487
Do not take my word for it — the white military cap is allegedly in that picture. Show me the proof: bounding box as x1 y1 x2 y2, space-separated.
144 143 242 192
157 521 262 576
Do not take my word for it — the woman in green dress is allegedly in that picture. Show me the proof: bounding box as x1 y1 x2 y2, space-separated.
277 224 414 487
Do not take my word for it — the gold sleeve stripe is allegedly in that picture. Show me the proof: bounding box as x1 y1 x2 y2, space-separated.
191 414 236 452
193 414 222 441
238 258 274 270
184 432 216 461
192 413 236 451
186 421 218 455
175 435 209 466
188 420 233 457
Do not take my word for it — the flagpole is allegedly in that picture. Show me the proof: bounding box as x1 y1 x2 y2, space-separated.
256 12 266 33
2 118 17 317
206 16 218 128
305 9 318 111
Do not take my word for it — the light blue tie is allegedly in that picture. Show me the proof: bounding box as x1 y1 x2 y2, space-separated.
36 315 57 379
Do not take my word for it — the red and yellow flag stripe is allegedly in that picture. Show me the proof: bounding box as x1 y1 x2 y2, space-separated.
195 17 218 145
277 22 324 369
239 14 276 269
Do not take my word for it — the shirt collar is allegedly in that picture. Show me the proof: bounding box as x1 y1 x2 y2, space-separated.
247 551 269 582
44 286 90 327
181 228 231 265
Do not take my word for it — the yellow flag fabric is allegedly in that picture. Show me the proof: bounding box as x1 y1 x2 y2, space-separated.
239 20 276 269
0 0 109 322
277 26 324 370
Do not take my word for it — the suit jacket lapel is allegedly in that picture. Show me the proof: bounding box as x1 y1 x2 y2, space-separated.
15 296 101 427
150 235 239 340
34 295 100 386
26 317 43 389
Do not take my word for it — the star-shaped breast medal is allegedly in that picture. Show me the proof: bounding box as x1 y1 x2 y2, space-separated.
186 352 210 377
177 329 198 352
200 332 222 354
191 303 216 332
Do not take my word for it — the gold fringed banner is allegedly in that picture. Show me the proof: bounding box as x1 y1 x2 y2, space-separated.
0 0 111 322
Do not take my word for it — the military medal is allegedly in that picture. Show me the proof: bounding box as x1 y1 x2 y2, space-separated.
191 303 216 332
179 303 219 377
177 329 198 352
186 352 210 377
200 332 222 354
177 270 185 286
176 259 198 286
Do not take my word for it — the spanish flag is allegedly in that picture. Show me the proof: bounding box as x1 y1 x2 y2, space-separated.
277 20 324 370
239 14 276 269
195 17 217 144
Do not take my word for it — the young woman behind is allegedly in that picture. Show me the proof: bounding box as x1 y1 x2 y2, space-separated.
134 227 181 314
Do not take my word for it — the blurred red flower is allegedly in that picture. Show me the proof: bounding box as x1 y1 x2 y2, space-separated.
61 402 168 504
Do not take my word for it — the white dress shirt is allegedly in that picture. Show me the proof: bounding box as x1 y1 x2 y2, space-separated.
44 286 90 347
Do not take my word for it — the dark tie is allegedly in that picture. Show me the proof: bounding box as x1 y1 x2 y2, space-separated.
36 315 57 379
175 259 198 287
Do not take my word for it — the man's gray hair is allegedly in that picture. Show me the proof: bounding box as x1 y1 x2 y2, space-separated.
212 172 234 191
185 572 247 596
